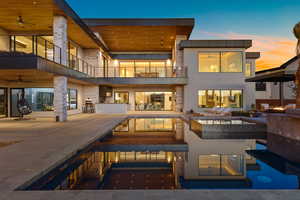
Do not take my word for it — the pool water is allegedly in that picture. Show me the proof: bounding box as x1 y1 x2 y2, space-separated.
23 118 300 190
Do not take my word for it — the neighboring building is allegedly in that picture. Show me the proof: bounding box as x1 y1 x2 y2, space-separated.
246 56 299 109
0 0 259 121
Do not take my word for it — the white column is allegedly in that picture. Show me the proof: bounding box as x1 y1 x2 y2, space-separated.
175 86 184 112
53 16 68 65
54 76 68 122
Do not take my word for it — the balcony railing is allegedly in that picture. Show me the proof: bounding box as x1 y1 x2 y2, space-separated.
97 66 187 78
1 35 96 77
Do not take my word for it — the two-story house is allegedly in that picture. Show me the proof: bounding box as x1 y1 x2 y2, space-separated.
0 0 259 121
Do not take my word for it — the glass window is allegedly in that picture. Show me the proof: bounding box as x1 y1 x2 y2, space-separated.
114 92 129 104
198 90 220 108
36 37 46 58
135 92 173 111
67 89 78 110
221 52 243 72
24 88 54 112
14 36 34 54
119 62 134 77
198 90 242 108
245 62 252 77
135 62 149 77
198 52 220 72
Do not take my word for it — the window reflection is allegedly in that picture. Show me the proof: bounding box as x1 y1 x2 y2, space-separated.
135 118 173 131
199 154 244 176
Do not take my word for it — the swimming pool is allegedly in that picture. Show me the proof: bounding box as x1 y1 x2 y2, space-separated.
21 118 300 190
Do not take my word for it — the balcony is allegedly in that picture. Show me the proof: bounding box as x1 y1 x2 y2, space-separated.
84 66 188 86
0 35 96 77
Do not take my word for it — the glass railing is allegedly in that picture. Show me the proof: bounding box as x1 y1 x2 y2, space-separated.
97 66 187 78
0 35 96 77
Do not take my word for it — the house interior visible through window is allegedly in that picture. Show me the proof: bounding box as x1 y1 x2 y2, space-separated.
198 90 242 108
119 61 170 77
245 62 252 77
114 92 129 104
135 92 173 111
198 52 243 72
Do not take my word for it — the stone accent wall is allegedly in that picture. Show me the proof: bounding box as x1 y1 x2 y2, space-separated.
53 16 68 65
83 49 103 77
54 76 68 122
175 35 187 77
83 86 99 104
175 119 184 140
175 86 184 112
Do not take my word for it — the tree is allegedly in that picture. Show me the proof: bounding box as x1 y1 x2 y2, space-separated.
293 22 300 108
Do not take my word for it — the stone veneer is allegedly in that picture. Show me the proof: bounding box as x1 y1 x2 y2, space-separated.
54 76 68 122
53 16 68 65
175 86 184 112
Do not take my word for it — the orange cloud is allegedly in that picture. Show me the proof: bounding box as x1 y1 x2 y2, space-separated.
196 31 297 71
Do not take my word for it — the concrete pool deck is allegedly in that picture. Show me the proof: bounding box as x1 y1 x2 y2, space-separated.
0 114 299 200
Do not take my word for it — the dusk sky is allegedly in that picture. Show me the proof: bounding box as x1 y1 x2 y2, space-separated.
67 0 300 71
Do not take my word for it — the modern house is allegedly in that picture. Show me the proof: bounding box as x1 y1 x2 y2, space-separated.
0 0 259 121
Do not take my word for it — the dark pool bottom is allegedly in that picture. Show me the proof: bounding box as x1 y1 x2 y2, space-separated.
20 118 300 190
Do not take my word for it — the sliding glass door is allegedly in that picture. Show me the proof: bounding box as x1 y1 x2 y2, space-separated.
135 92 173 111
0 88 8 118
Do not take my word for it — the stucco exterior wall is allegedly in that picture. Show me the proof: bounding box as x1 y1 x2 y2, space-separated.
183 48 255 112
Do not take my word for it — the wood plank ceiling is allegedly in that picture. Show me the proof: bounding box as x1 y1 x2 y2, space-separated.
89 25 192 52
0 0 100 48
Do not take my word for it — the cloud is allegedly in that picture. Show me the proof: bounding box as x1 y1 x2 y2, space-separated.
195 31 297 71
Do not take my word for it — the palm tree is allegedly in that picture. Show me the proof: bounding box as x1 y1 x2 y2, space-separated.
293 22 300 108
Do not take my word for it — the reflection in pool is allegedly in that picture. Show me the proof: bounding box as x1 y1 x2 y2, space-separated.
23 118 300 190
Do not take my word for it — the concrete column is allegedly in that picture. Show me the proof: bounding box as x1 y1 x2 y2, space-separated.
83 49 102 77
0 28 9 51
54 76 68 122
53 16 68 65
175 86 184 112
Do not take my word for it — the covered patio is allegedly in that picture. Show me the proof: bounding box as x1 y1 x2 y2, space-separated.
246 56 298 108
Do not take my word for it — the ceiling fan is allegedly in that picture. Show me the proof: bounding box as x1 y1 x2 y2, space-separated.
16 16 35 28
4 75 33 83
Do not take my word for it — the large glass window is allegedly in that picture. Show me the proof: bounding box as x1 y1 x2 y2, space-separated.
198 52 243 72
13 36 34 54
119 61 169 77
67 89 78 110
198 89 242 108
114 92 129 104
24 88 54 112
198 52 220 72
199 154 244 176
135 92 173 111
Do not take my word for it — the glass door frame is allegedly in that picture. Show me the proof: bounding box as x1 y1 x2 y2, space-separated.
10 88 25 117
0 88 8 118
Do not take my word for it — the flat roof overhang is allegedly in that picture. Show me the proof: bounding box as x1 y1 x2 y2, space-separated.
179 40 252 50
245 70 295 82
0 0 107 50
79 77 188 86
83 18 195 52
0 55 94 85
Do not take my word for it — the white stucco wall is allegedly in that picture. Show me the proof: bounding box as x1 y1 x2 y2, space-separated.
183 48 256 112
